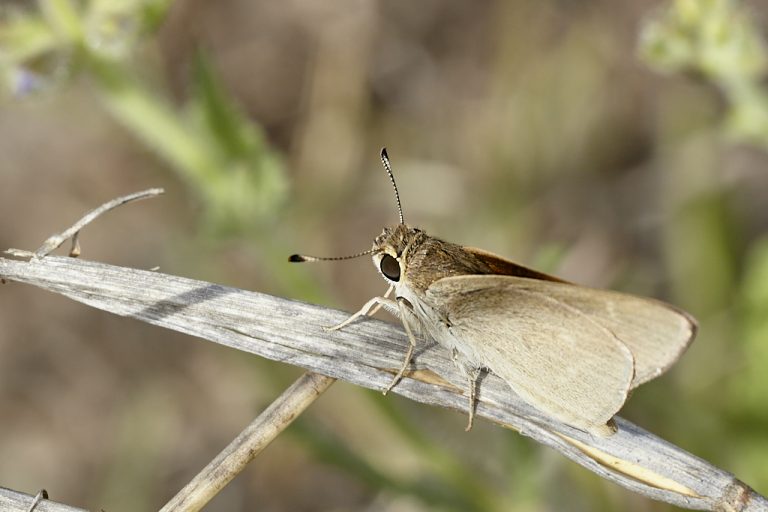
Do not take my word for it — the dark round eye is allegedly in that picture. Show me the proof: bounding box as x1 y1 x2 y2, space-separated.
380 254 401 281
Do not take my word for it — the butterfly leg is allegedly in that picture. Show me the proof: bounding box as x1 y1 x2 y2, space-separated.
464 368 482 431
324 288 396 332
383 298 419 395
366 285 394 317
451 349 482 431
326 293 419 397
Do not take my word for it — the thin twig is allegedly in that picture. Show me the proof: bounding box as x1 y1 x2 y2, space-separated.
159 372 336 512
20 188 164 259
1 255 766 512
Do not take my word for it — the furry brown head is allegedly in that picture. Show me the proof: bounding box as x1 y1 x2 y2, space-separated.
372 224 495 293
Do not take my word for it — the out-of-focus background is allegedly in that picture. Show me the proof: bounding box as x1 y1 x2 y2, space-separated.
1 0 768 510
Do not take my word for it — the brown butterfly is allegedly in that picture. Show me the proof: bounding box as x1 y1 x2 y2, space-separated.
291 148 697 436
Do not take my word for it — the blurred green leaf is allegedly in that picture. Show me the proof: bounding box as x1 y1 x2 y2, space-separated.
731 237 768 416
40 0 84 44
0 11 58 62
186 50 288 232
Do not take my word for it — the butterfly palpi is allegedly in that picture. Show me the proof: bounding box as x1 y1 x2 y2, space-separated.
290 148 697 437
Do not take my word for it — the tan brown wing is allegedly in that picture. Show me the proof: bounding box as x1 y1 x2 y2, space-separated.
515 279 697 388
464 249 696 387
464 247 566 283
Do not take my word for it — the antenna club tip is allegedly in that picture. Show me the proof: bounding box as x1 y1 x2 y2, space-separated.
288 254 306 263
380 147 388 159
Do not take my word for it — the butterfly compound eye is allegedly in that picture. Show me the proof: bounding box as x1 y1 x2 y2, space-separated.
380 254 401 282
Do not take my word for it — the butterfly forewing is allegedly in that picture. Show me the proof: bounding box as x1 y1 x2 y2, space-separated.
463 247 566 283
461 248 696 388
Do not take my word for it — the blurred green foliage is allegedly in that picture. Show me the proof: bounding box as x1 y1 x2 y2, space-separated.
1 0 287 233
641 0 768 146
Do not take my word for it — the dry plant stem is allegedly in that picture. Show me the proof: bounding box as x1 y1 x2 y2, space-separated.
0 487 86 512
160 372 335 512
1 256 766 512
29 188 164 258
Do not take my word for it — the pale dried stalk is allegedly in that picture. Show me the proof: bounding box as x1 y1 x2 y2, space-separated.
159 372 335 512
1 255 766 512
0 487 86 512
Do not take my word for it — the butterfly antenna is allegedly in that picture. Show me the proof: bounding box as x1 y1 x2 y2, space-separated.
290 148 402 263
289 248 375 263
380 148 404 225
